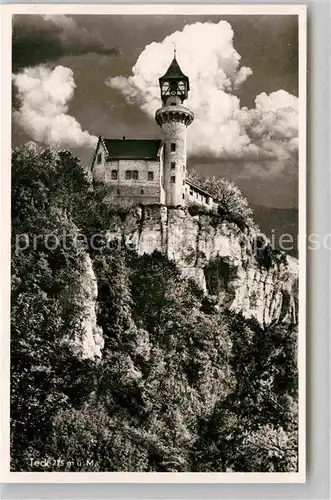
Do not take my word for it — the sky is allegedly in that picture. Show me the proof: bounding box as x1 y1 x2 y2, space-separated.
12 14 299 208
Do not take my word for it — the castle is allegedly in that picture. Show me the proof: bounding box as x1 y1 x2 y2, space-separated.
91 53 217 211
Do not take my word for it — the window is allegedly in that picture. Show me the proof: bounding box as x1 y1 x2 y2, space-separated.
126 170 138 180
190 190 193 196
171 161 176 169
141 189 144 194
183 181 185 186
111 170 118 180
182 194 185 199
117 189 120 194
171 176 176 183
148 171 154 181
171 102 176 106
206 198 210 205
171 143 176 152
97 153 102 164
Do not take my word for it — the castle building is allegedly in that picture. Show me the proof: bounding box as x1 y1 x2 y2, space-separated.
92 53 216 211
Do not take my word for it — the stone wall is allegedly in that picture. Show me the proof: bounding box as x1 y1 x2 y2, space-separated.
92 142 165 205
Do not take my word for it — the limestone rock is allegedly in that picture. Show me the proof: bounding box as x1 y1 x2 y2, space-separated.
106 206 298 328
72 254 104 359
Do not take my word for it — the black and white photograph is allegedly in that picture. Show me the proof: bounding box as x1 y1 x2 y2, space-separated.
3 4 306 482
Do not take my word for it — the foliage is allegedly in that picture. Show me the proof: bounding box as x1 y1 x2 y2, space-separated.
11 144 96 469
192 314 298 472
187 202 211 216
11 143 298 473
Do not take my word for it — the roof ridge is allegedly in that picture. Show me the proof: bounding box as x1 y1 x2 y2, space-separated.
102 138 161 142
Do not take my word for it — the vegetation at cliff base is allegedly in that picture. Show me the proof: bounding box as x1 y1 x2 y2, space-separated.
11 143 298 472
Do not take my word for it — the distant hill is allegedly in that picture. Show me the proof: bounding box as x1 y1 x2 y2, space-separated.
251 204 298 257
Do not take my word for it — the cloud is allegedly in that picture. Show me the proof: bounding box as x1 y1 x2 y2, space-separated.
107 20 298 166
13 65 97 148
12 14 120 72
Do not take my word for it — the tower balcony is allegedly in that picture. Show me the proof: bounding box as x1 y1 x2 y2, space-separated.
155 105 194 127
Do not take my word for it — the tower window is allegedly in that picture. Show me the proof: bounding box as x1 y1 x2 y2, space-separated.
148 171 154 181
97 153 102 164
171 161 176 169
133 170 139 180
111 170 118 180
171 176 176 183
171 143 176 152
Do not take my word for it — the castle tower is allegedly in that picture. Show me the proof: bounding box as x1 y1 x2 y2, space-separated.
155 52 194 207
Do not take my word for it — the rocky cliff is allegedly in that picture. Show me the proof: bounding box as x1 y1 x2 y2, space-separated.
75 205 297 359
104 205 298 328
71 254 104 360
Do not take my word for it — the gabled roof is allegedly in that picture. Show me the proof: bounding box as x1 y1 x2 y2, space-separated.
159 57 189 89
101 138 162 160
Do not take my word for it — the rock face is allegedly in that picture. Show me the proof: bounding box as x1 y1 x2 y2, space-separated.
72 254 104 360
105 206 298 328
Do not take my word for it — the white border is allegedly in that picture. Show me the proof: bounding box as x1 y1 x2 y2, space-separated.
0 3 307 484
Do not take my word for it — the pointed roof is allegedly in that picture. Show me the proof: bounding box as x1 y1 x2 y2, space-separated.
159 57 189 89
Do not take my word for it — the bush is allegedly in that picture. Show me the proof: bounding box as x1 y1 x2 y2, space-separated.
187 202 211 216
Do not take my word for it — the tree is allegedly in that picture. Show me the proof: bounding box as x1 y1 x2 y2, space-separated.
192 313 298 472
11 144 96 470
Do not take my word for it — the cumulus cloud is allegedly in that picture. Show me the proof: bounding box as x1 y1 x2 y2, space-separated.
107 20 298 164
13 65 97 148
12 14 119 72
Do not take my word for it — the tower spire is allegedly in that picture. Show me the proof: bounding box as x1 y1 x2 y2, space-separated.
173 42 176 59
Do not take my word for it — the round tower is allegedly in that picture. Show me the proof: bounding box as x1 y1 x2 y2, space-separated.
155 54 194 207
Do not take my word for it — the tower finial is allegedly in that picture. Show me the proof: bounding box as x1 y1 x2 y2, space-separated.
173 42 176 59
